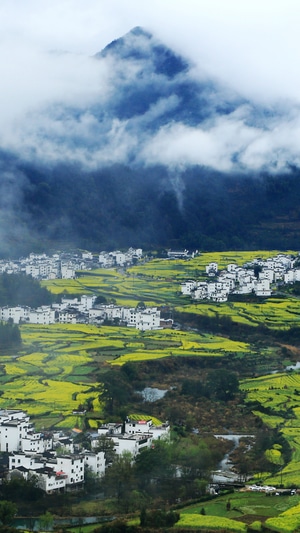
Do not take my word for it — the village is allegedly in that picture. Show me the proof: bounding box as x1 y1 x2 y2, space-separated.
0 247 168 331
0 248 143 280
0 409 170 494
0 250 300 328
180 253 300 302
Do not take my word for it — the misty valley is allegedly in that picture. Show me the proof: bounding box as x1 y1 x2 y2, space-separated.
0 248 299 532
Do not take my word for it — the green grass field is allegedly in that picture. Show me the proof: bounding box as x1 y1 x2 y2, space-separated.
176 491 300 532
241 373 300 487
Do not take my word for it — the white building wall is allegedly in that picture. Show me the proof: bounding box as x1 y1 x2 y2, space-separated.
111 436 139 457
33 471 67 493
21 436 53 453
181 281 196 295
9 453 44 471
51 456 85 485
84 452 105 477
0 423 23 452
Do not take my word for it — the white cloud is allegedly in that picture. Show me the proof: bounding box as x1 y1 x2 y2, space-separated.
1 0 300 173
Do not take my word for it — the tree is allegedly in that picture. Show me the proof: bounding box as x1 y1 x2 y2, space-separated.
1 476 42 502
94 435 116 464
84 467 102 493
94 295 107 305
205 369 239 401
0 322 21 352
103 452 135 512
99 370 133 416
0 273 53 307
0 501 17 525
39 511 53 531
175 436 213 481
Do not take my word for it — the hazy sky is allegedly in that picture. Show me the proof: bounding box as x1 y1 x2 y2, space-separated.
1 0 300 173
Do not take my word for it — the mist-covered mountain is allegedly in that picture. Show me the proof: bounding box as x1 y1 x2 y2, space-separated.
1 27 300 257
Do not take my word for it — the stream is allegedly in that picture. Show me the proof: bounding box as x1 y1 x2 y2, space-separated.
212 434 254 483
12 515 113 531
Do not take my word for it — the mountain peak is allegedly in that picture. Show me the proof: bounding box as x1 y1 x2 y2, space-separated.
98 26 188 78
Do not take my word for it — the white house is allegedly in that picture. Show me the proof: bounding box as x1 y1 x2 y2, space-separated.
47 455 85 486
254 278 272 296
206 262 218 276
61 264 76 279
28 306 56 325
84 451 105 477
181 280 196 295
0 413 33 452
32 468 67 494
21 432 53 454
0 306 30 324
9 452 45 472
111 434 153 458
124 418 170 440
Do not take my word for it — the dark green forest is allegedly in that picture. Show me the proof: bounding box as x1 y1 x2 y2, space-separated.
0 273 54 351
0 273 53 307
0 322 21 352
5 162 300 257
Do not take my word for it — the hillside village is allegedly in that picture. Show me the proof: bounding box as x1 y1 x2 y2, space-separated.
0 250 300 328
0 248 143 280
0 247 166 331
1 409 170 494
181 253 300 302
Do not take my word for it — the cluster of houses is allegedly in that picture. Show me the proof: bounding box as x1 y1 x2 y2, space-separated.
0 248 143 281
2 409 170 494
0 296 163 331
181 253 300 303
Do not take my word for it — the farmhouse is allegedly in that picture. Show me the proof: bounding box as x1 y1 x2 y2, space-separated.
95 417 170 458
124 418 170 440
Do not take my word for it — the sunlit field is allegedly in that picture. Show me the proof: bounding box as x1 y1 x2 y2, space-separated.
241 372 300 487
177 492 300 533
0 321 252 429
3 249 300 441
129 250 288 280
176 514 246 531
176 297 300 329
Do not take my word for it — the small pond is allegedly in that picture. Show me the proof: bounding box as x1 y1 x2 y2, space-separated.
138 387 168 402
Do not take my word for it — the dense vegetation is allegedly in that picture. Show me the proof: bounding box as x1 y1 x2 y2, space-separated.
3 161 300 257
0 273 53 307
0 322 21 352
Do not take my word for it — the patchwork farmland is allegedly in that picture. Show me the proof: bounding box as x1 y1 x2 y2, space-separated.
1 250 300 496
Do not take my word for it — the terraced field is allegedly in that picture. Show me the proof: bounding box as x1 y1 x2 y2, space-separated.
42 250 300 330
0 322 253 428
241 372 300 487
3 248 300 475
176 491 300 532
